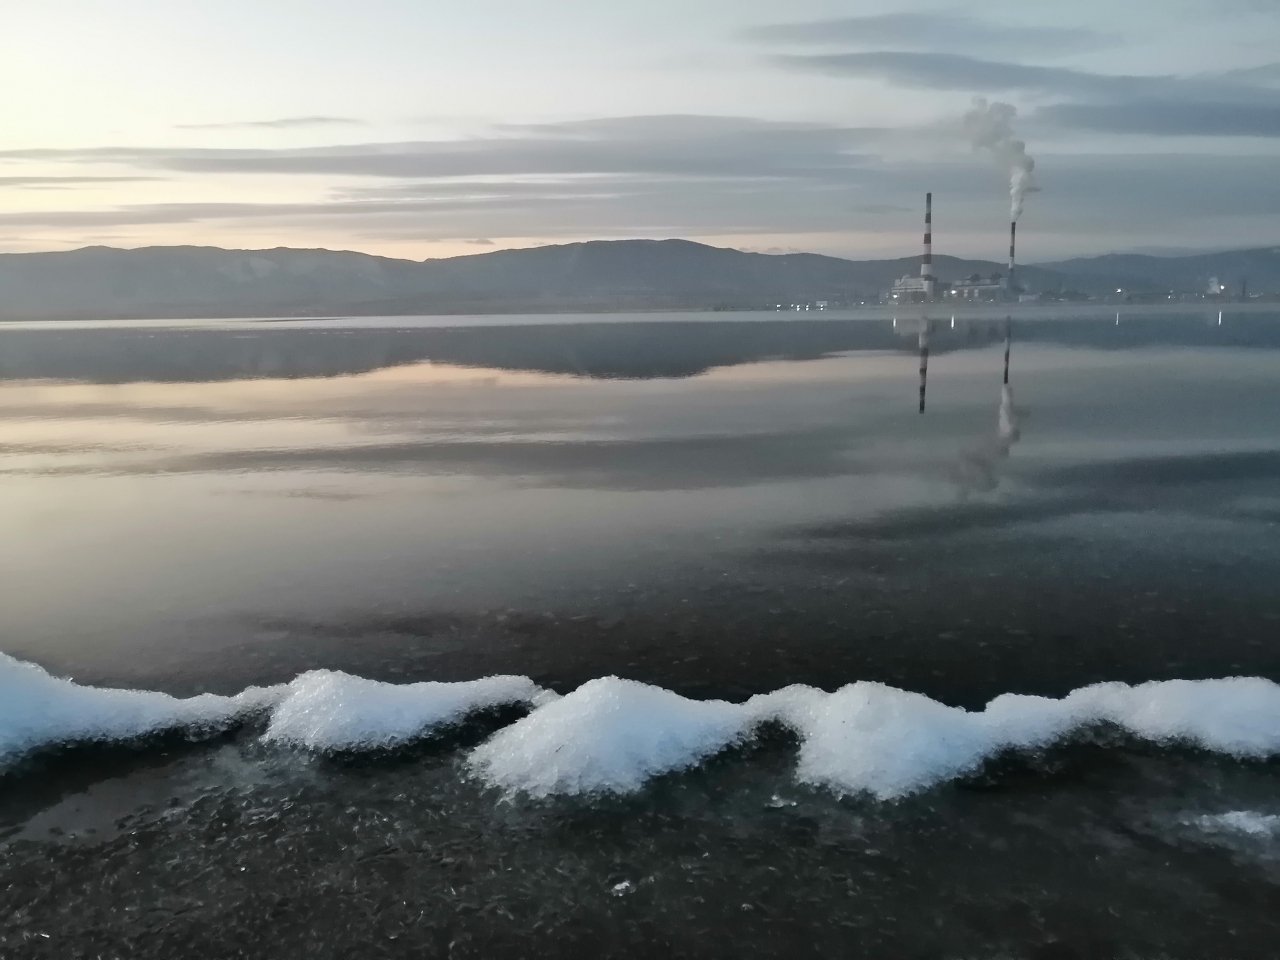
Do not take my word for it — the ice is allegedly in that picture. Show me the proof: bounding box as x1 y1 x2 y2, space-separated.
757 677 1280 801
982 689 1100 749
467 677 753 797
0 653 280 767
3 651 1279 801
1191 811 1280 838
756 683 995 800
262 670 547 751
1091 678 1280 757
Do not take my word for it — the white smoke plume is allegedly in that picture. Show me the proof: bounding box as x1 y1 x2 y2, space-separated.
962 97 1038 220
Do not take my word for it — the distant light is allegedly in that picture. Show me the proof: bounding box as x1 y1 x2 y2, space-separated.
1116 288 1123 294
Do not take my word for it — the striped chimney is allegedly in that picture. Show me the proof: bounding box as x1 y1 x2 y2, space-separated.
921 192 936 298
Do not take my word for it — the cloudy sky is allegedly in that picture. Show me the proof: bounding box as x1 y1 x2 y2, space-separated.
3 0 1279 261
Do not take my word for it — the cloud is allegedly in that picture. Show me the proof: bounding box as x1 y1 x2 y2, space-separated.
0 176 160 189
851 203 914 214
0 116 879 181
175 116 365 131
0 115 891 239
1192 0 1280 12
4 112 1280 255
2 151 1278 246
1219 61 1280 85
770 51 1160 98
1037 99 1280 137
743 13 1108 55
770 50 1280 102
463 238 495 245
769 52 1280 139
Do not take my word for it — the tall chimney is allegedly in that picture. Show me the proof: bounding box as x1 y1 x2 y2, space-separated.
1007 220 1017 299
921 192 936 300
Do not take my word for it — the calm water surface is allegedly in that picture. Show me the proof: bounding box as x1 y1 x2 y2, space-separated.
3 310 1279 958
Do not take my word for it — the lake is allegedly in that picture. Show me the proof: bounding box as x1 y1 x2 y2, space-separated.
3 309 1279 958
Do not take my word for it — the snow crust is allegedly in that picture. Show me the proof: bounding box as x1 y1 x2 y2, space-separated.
1191 811 1280 838
262 669 546 750
5 653 1279 802
468 677 751 796
0 653 280 765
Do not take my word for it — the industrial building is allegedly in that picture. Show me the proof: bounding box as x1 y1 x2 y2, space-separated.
890 275 937 300
953 273 1008 300
886 194 1024 303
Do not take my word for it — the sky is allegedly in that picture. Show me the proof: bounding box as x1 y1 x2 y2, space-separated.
2 0 1279 262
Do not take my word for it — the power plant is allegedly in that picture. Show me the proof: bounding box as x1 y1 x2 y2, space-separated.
889 194 1026 303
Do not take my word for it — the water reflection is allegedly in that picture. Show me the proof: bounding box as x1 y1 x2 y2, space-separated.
918 323 929 415
3 312 1280 697
2 311 1278 385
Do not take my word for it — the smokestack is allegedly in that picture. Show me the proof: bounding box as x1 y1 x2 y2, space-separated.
1008 220 1017 298
921 192 936 300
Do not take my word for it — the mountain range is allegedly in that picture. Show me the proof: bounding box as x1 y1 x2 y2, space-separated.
1 239 1277 321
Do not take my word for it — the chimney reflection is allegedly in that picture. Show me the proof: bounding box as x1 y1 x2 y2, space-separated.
908 314 1023 491
918 323 930 414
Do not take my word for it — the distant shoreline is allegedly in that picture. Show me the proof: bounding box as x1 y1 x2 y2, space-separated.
2 301 1275 331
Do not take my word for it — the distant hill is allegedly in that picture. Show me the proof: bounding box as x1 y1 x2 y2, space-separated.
1039 247 1280 297
0 238 1271 321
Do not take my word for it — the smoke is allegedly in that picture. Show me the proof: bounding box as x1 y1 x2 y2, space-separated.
962 98 1038 220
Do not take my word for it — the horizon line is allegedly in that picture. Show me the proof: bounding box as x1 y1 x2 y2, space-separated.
1 236 1266 266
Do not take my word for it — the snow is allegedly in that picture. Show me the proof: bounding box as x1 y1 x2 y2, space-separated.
0 653 280 767
754 683 996 800
261 669 547 751
752 676 1280 802
4 652 1279 803
1087 677 1280 757
1191 811 1280 838
467 676 752 797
